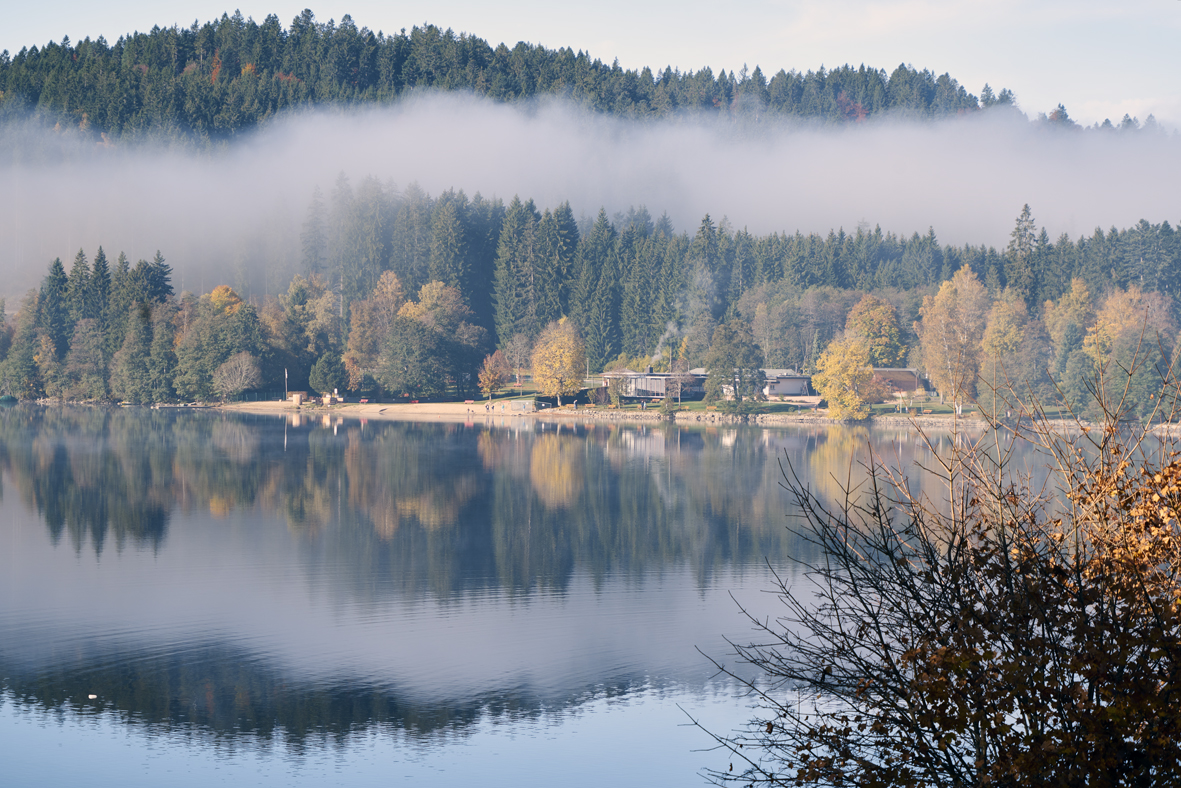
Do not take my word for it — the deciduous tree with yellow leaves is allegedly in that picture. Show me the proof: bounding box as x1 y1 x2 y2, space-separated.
531 319 585 406
811 334 885 420
844 294 907 367
478 350 509 400
917 265 990 415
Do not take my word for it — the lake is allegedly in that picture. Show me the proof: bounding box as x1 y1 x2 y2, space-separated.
0 406 979 787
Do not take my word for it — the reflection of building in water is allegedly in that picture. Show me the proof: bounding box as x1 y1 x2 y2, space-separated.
618 428 667 459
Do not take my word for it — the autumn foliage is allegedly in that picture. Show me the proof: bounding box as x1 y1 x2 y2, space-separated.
812 335 889 419
478 350 509 399
531 320 586 406
702 409 1181 787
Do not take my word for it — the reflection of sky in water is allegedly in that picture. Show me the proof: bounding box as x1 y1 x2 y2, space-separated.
0 409 1052 786
1 497 782 699
1 686 753 787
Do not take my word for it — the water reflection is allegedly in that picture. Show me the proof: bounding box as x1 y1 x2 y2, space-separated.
0 406 1013 780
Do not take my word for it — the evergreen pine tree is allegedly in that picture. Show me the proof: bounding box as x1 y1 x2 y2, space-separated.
729 229 756 306
689 214 721 277
551 202 580 317
66 249 92 325
65 318 107 400
347 176 392 306
109 306 152 404
91 246 111 340
618 225 652 357
148 305 177 402
107 252 133 358
584 243 621 372
327 173 355 312
1006 204 1038 310
534 209 563 327
465 193 505 332
38 257 70 359
147 251 174 302
570 208 617 332
492 196 540 345
389 182 433 294
428 191 469 290
300 185 327 276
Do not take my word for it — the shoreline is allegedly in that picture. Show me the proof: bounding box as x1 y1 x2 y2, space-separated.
26 398 1110 435
213 399 1014 432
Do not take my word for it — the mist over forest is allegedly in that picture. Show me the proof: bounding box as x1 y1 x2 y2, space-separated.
1 10 1177 300
1 92 1178 302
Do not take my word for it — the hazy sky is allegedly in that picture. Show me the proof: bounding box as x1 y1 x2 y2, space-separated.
5 1 1181 128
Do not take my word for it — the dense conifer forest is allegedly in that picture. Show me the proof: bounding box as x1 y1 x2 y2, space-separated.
0 9 1002 143
3 7 1164 145
4 9 1164 144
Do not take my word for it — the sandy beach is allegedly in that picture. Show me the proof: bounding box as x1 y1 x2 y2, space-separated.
220 399 502 422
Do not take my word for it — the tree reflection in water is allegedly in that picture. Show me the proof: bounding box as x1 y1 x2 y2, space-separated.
0 405 998 748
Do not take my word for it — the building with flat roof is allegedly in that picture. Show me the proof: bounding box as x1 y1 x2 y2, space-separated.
600 368 706 399
602 367 812 400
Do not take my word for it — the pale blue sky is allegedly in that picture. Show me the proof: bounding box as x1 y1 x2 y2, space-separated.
4 1 1180 127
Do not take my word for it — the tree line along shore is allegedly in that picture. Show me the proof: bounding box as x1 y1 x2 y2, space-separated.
0 198 1177 428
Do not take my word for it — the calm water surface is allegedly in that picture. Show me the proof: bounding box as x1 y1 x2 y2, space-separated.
0 407 989 787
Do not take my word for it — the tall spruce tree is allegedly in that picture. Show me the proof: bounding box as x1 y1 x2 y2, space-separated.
327 173 354 313
428 190 469 291
1006 204 1039 310
389 182 433 294
346 176 393 307
534 208 564 327
110 306 152 404
300 185 328 276
66 249 92 325
91 247 111 340
492 196 541 344
64 318 107 400
39 257 70 359
2 292 42 398
570 208 617 332
148 304 178 402
618 224 655 357
583 242 621 372
107 252 133 357
465 193 505 332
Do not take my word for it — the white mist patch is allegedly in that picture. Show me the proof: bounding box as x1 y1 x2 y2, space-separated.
0 92 1177 303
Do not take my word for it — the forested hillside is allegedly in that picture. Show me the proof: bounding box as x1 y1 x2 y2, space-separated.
2 9 1001 142
1 12 1176 416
